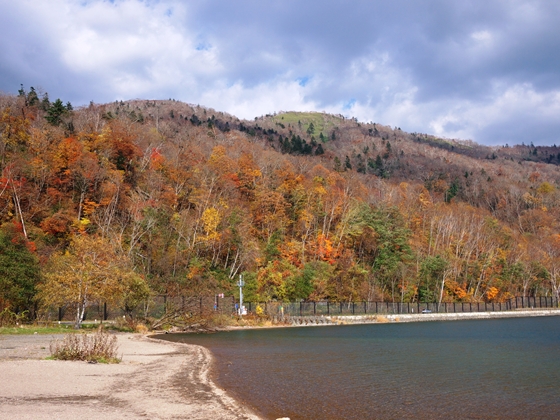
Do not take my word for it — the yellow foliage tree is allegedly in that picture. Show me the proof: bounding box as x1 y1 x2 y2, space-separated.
39 234 146 328
486 286 499 302
201 207 221 241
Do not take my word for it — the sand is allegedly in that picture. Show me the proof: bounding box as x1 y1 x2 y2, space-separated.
0 333 262 420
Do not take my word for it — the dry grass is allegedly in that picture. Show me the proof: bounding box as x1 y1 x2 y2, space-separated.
49 328 120 363
135 323 149 334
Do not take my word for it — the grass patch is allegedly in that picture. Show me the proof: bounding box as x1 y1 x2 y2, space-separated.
49 328 121 363
273 112 338 138
0 324 74 335
0 321 130 335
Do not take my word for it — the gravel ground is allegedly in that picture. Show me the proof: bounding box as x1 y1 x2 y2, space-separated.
0 334 63 360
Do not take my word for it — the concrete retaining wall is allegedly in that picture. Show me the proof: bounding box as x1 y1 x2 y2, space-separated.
326 309 560 325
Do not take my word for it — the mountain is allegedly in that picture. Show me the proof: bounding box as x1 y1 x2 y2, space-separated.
1 90 559 319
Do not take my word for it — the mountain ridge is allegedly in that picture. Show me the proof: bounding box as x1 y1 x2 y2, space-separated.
1 89 560 320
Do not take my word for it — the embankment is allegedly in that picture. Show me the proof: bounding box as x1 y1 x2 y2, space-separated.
284 309 560 326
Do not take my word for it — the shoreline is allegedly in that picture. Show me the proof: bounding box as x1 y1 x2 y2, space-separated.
223 308 560 330
161 309 560 419
0 333 262 420
1 310 558 419
330 308 560 324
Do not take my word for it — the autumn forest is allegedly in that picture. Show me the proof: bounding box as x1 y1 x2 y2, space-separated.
2 87 560 323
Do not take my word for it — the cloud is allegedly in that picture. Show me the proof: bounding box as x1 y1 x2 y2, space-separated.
1 0 559 145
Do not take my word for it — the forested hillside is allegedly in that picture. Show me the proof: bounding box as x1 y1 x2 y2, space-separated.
2 88 560 321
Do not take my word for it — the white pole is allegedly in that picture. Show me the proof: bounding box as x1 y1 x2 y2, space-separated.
238 274 244 316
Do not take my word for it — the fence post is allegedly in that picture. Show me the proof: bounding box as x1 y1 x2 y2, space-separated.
314 302 316 315
58 307 63 322
104 302 108 321
327 301 330 315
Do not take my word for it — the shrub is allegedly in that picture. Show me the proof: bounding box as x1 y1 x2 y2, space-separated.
49 329 120 363
134 323 149 334
0 308 28 327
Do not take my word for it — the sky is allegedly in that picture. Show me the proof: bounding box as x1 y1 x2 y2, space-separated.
1 0 560 146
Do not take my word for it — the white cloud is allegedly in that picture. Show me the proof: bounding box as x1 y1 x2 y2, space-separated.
423 83 560 144
197 78 319 120
56 1 224 90
470 30 492 43
1 0 560 145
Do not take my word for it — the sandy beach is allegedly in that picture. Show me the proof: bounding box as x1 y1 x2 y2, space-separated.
0 333 262 420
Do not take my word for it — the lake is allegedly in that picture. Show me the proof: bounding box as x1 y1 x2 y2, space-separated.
157 317 560 419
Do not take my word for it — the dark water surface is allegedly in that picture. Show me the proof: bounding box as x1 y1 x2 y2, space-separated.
156 317 560 419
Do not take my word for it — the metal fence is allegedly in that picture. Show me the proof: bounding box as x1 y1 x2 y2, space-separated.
247 296 559 317
40 295 239 322
40 295 559 322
